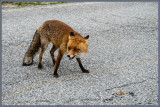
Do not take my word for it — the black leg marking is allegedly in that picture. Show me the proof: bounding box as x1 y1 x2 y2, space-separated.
53 50 63 78
76 58 89 73
38 63 43 69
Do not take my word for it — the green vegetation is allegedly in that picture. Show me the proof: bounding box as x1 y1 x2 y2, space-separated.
2 2 66 7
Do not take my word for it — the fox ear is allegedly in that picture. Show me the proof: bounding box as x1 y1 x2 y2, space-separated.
84 35 89 39
70 32 75 36
84 35 89 43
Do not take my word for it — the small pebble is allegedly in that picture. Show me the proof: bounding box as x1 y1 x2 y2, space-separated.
116 90 126 95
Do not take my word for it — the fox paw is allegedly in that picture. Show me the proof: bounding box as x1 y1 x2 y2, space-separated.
83 70 89 73
38 64 43 69
53 73 59 78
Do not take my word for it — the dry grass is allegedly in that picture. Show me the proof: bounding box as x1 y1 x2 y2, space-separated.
2 2 65 7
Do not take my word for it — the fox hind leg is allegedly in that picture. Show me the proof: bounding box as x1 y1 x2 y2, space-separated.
38 40 49 69
50 45 58 65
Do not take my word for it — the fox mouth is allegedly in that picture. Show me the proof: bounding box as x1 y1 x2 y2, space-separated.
68 55 75 60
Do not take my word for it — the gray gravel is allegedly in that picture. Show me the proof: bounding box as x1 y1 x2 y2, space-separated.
2 2 158 105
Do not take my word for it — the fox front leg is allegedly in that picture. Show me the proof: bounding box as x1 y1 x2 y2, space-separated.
53 50 63 78
76 58 89 73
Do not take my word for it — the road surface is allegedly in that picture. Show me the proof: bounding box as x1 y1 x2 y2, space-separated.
2 2 158 105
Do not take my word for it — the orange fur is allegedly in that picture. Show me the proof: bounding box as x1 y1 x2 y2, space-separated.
23 20 89 77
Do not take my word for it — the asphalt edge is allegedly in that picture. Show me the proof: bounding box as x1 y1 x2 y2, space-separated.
0 0 159 2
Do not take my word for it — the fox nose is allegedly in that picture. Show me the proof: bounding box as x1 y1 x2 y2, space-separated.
67 55 70 57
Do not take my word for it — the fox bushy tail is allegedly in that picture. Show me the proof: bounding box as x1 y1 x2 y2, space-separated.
23 30 41 66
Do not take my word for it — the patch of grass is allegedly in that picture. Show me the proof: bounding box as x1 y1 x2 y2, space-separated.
50 2 65 5
17 2 43 7
2 2 66 7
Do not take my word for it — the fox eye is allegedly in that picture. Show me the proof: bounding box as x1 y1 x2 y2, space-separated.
74 48 79 51
68 47 71 50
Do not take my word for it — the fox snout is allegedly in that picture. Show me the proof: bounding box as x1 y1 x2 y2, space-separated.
67 55 75 60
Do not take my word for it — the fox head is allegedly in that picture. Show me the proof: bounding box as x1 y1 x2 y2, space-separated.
67 32 89 60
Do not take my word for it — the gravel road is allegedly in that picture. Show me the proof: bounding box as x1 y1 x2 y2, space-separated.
2 2 158 105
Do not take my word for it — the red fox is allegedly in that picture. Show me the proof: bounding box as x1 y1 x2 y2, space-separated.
23 20 89 77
